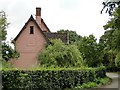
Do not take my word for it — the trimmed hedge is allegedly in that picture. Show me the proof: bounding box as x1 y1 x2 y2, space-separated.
106 66 120 72
2 67 106 89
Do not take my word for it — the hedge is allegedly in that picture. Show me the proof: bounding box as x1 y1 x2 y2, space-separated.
106 66 120 72
2 67 106 89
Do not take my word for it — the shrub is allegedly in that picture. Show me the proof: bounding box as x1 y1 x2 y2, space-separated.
74 77 111 89
2 67 106 89
2 43 19 61
2 59 14 70
38 39 83 67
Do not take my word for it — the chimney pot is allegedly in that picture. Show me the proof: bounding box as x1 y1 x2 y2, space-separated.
36 7 41 25
36 7 41 16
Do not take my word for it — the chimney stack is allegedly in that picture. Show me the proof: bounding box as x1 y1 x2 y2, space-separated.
36 7 41 26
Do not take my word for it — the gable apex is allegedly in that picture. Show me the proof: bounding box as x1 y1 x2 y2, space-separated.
12 15 49 43
28 15 34 21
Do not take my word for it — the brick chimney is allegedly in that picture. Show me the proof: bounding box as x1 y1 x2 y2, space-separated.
36 7 41 26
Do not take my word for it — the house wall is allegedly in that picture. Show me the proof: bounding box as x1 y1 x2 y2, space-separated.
10 21 47 69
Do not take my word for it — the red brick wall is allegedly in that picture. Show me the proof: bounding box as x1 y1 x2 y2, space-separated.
10 21 47 69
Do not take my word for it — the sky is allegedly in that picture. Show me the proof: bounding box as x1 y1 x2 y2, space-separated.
0 0 110 44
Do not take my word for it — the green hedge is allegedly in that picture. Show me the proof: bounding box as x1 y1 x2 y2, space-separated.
2 67 106 89
106 66 120 72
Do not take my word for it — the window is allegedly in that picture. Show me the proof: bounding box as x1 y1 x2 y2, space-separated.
30 26 34 34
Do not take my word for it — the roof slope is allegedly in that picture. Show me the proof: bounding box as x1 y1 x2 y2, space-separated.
41 18 51 32
44 32 69 44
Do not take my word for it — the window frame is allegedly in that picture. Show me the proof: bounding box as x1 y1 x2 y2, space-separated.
30 26 34 34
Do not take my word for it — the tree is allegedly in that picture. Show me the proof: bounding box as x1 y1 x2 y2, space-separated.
38 39 84 68
103 7 120 52
0 11 19 61
77 34 104 67
0 11 7 41
99 30 117 66
101 2 120 68
57 29 82 44
101 0 120 15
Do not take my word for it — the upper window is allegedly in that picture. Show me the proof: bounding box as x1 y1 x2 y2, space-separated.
30 26 34 34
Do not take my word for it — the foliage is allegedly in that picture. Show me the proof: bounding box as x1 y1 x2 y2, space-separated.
115 52 120 67
100 32 116 67
2 59 14 69
77 34 104 67
0 11 7 41
2 67 106 89
106 65 120 72
101 0 120 15
38 39 83 67
57 29 82 44
101 2 120 52
103 6 120 52
75 82 97 89
75 77 110 89
2 42 19 61
100 6 120 69
0 11 19 62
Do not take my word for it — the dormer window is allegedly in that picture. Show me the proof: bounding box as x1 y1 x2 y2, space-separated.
30 26 34 34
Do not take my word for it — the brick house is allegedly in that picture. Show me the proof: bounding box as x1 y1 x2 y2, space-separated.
10 8 68 69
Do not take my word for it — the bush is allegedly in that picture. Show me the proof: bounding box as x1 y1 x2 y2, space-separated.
38 39 83 67
74 77 111 89
2 59 14 70
2 67 106 89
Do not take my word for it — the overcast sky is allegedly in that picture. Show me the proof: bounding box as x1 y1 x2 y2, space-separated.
0 0 110 43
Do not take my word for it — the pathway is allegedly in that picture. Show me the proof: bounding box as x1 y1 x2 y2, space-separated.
100 72 120 90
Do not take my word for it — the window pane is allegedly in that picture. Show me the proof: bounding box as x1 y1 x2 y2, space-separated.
30 26 34 34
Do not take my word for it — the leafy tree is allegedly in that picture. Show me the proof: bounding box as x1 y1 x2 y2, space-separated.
99 30 117 66
38 39 84 68
101 2 120 68
77 34 104 67
103 8 120 51
101 0 120 15
57 29 82 44
0 11 7 41
0 11 19 61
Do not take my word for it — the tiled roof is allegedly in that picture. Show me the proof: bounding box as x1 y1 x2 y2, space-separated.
41 19 51 32
44 32 69 44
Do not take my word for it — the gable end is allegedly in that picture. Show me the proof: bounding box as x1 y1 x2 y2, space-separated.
12 15 49 43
